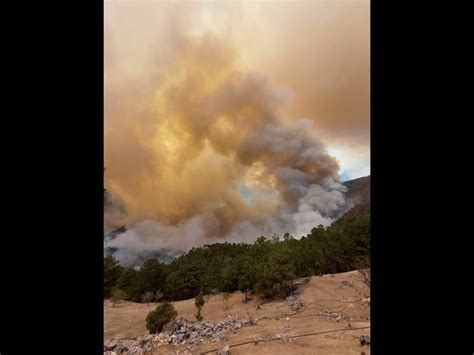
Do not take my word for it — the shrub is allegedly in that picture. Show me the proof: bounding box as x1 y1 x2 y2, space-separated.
146 301 177 334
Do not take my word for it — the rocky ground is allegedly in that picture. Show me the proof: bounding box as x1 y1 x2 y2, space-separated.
104 317 255 354
105 270 370 354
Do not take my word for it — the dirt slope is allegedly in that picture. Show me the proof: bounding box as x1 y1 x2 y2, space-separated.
105 270 370 354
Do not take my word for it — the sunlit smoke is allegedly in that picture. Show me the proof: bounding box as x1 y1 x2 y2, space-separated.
104 1 367 265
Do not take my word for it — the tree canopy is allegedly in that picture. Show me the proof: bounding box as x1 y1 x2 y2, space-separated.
104 211 370 302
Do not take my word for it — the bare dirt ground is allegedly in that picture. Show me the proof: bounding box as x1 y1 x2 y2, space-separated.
105 270 370 354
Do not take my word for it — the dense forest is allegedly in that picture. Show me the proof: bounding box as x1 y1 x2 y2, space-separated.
104 211 370 303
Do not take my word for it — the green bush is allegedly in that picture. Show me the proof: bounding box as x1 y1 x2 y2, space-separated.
146 301 177 334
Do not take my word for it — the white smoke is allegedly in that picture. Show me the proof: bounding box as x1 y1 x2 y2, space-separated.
105 142 350 266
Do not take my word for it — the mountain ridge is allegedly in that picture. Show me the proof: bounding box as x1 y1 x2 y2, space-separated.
342 175 370 218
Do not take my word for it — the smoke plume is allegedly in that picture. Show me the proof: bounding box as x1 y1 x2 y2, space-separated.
104 1 364 264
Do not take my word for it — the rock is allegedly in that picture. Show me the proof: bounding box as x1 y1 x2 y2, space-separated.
359 335 371 346
104 339 117 351
162 321 175 333
217 345 230 355
285 292 305 311
138 339 149 348
321 309 349 322
106 317 252 352
277 332 291 342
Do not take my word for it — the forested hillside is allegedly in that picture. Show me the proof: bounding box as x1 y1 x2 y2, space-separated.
105 211 370 302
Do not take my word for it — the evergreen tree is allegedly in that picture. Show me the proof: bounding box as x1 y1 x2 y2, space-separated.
104 255 124 298
255 252 296 298
139 258 166 295
116 267 142 302
195 291 205 321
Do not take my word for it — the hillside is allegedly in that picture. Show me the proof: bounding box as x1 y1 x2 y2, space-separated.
104 176 370 268
105 270 370 354
342 175 370 218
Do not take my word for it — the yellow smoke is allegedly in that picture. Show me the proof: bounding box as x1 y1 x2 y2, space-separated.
104 1 368 244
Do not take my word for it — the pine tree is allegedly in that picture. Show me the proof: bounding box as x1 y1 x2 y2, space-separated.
104 255 123 298
195 291 205 321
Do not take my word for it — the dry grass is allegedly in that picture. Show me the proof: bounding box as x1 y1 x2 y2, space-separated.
105 270 370 354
